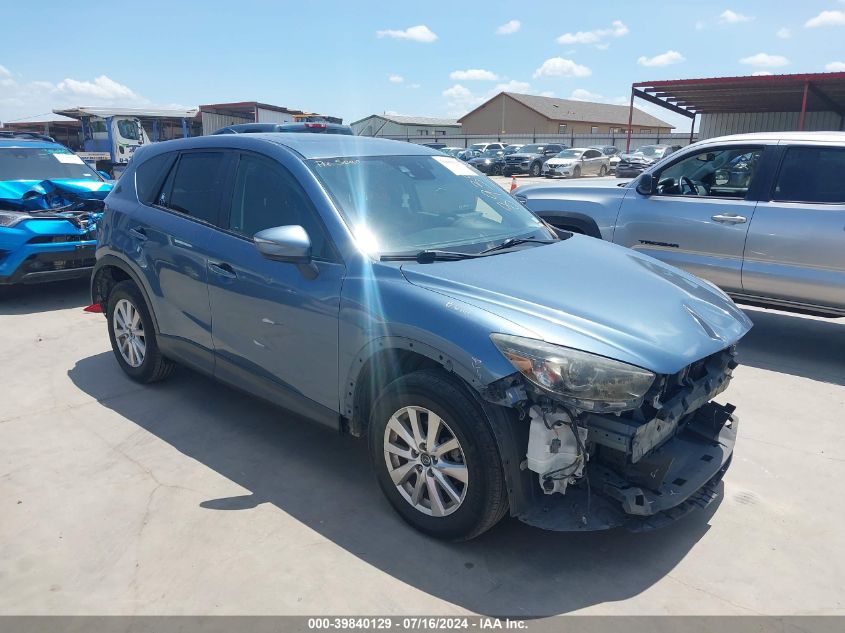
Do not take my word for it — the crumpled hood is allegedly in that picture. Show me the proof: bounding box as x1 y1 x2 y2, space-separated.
400 237 752 375
0 179 112 213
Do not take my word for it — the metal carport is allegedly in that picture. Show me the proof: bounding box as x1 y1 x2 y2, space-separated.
627 71 845 150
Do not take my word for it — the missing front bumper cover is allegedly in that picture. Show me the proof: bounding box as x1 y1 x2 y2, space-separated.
517 402 737 532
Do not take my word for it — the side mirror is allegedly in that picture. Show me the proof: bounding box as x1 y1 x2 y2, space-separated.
254 225 312 263
636 173 657 195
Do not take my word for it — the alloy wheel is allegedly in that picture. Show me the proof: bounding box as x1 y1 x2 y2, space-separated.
383 406 468 517
113 298 146 368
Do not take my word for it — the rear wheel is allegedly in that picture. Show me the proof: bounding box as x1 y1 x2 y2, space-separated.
107 280 174 383
368 370 508 541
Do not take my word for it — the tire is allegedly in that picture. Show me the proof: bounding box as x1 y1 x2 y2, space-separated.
573 166 581 178
529 162 541 177
106 280 174 383
368 369 509 541
599 165 608 176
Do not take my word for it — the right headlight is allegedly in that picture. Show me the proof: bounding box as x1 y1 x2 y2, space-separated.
0 211 30 227
491 333 655 412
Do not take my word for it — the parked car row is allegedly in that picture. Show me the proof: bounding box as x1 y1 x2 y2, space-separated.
84 132 751 541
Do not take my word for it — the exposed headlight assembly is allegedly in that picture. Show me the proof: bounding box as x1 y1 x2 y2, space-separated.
0 211 30 228
491 333 655 412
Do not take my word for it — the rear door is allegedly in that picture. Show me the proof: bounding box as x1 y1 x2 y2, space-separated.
613 144 765 292
582 149 602 174
742 144 845 312
130 150 230 369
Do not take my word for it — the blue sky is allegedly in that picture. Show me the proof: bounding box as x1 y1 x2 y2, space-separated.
2 0 845 130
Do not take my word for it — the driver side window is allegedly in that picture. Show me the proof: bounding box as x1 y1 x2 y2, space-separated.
656 147 763 199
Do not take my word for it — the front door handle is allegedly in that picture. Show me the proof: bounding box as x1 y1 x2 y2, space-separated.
711 213 747 224
209 262 237 279
128 226 148 242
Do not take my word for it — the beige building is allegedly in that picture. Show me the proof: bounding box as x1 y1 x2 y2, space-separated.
459 92 673 136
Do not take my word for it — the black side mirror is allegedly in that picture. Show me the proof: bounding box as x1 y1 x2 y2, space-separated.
637 173 657 195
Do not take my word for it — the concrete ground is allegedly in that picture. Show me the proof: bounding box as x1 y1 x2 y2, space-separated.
1 280 843 616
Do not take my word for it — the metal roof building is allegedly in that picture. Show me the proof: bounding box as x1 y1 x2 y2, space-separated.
199 102 342 135
629 71 845 147
458 92 673 136
350 114 461 138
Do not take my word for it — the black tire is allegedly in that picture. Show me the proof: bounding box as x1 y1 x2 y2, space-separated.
368 369 509 541
106 280 174 383
599 165 608 176
529 162 541 177
573 166 581 178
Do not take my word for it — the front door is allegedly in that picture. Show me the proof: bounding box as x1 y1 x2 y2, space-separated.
206 151 345 419
613 145 765 292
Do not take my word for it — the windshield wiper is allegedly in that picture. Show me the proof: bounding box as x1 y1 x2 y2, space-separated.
479 236 557 255
380 249 481 263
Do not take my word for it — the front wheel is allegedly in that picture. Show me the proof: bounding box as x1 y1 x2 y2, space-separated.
572 166 581 178
529 162 541 177
599 165 608 176
368 370 509 541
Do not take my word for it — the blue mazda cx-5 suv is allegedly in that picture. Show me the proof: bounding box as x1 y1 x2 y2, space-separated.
91 133 752 540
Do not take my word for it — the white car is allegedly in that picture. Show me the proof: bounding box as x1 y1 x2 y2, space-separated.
542 147 610 178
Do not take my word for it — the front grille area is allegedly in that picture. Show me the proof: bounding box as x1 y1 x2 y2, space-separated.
27 230 97 244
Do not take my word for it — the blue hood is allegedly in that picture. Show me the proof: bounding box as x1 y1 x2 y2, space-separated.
400 236 752 375
0 179 112 213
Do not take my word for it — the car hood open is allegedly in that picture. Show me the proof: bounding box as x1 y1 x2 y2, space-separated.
400 237 752 375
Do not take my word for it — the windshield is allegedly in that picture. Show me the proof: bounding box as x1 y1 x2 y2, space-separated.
117 119 141 140
635 146 666 158
504 146 523 155
468 144 487 151
556 149 583 159
520 145 544 154
0 147 101 182
309 155 553 255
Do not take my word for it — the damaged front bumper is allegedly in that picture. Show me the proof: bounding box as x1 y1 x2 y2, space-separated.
517 402 736 532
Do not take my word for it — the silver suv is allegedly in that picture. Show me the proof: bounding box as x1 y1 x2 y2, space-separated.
516 132 845 317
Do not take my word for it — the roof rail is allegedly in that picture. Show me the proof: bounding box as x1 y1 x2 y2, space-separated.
0 130 57 142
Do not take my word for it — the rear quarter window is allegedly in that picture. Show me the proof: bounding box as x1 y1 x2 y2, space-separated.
135 152 177 205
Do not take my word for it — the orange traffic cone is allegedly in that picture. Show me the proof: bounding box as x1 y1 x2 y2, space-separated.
510 176 517 192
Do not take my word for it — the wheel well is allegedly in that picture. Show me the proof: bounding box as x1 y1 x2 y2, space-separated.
92 265 131 306
349 348 443 437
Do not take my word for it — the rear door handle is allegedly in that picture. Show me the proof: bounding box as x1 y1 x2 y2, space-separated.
711 213 747 224
128 226 148 242
209 262 237 279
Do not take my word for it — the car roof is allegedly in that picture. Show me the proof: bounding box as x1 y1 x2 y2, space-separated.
698 131 845 144
0 138 64 150
134 133 440 160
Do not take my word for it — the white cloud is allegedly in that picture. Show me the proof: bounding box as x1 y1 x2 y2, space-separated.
409 83 421 89
539 91 555 98
495 80 531 93
496 20 521 35
376 25 438 43
449 69 500 81
556 20 628 45
532 57 592 78
719 9 753 24
825 61 845 71
805 10 845 27
570 88 604 101
777 27 791 39
0 64 11 78
388 74 404 83
442 84 482 113
695 20 706 30
751 71 774 76
740 53 789 67
637 50 685 67
55 75 140 100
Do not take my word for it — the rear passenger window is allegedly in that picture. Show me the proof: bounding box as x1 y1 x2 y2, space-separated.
158 152 227 223
774 147 845 204
135 152 176 205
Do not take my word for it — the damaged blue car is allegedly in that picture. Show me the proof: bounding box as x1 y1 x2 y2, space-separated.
0 133 112 285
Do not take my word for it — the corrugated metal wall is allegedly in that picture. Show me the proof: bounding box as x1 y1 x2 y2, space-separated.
699 111 844 139
256 107 294 124
201 112 252 135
